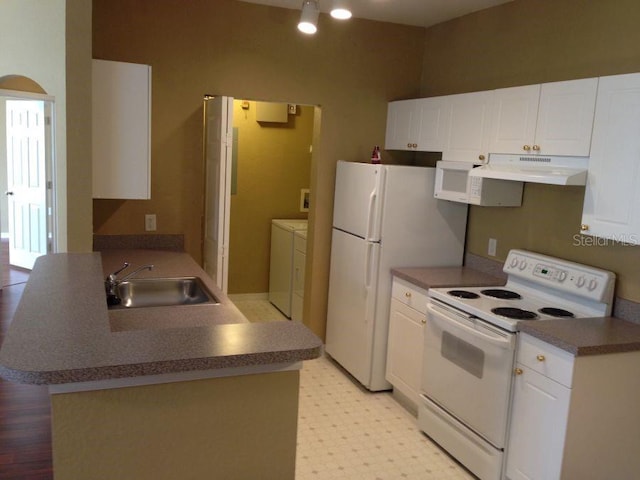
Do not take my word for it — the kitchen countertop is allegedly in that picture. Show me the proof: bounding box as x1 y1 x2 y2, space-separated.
519 317 640 356
0 250 322 385
391 266 503 290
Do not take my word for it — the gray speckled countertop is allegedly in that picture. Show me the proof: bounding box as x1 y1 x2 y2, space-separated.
519 317 640 356
391 266 503 290
0 250 322 385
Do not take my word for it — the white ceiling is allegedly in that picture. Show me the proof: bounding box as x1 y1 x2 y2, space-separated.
237 0 513 28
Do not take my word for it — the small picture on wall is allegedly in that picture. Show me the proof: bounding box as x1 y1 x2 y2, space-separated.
300 189 310 212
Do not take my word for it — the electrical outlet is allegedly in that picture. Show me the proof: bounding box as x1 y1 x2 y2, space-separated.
488 238 497 257
145 214 157 232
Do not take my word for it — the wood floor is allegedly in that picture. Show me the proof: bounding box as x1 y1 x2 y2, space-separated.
0 246 53 479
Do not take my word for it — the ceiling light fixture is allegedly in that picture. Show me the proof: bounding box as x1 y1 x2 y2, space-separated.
330 1 352 20
298 0 320 35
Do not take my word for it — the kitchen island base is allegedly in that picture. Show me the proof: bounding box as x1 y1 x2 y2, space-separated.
51 370 299 480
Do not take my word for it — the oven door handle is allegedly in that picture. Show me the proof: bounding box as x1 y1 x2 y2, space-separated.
427 303 513 350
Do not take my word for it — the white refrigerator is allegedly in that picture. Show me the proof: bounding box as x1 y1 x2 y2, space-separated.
325 160 468 391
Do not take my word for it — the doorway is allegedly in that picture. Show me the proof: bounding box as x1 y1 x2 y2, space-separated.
1 91 56 283
202 97 317 320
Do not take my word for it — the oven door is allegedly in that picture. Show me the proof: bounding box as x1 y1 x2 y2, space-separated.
422 299 516 448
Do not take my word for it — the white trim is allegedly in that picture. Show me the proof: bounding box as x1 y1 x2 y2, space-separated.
228 292 269 301
0 88 55 102
48 361 302 394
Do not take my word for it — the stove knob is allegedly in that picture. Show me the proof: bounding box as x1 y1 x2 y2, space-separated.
518 260 527 271
576 275 586 288
509 257 519 268
558 271 567 282
588 278 598 291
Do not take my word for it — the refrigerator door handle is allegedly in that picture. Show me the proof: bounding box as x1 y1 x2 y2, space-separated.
365 190 377 241
364 242 373 290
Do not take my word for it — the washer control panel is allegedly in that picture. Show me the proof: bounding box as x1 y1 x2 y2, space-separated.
503 249 615 302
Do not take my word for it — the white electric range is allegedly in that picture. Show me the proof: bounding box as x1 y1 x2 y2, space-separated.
418 249 616 480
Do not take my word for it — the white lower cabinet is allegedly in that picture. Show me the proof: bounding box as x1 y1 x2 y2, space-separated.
505 361 570 479
386 277 428 409
505 333 640 480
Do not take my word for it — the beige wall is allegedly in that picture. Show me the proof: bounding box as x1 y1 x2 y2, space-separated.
0 0 93 254
52 371 300 479
421 0 640 302
92 0 425 337
229 101 312 295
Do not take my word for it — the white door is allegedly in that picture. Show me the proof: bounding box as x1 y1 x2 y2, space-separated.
203 96 233 293
332 161 384 241
5 100 49 270
325 228 380 388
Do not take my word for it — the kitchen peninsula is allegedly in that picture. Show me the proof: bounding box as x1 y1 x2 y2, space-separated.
0 250 322 480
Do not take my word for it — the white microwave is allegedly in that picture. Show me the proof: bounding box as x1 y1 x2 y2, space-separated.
434 161 523 206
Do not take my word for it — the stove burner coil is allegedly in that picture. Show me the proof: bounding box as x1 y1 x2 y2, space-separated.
447 290 480 299
538 307 575 318
491 307 538 320
481 289 522 300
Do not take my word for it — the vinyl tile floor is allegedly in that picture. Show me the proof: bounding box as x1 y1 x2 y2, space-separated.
296 354 476 480
232 298 475 479
228 295 289 323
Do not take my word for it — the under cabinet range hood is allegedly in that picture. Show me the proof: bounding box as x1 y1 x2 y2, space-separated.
469 154 589 186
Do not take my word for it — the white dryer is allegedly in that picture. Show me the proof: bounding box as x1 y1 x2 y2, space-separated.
269 219 307 318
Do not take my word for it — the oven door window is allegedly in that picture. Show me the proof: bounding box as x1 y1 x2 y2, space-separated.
422 302 516 448
441 331 484 379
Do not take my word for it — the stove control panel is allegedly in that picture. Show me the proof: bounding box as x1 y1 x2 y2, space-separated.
503 249 616 303
533 264 567 282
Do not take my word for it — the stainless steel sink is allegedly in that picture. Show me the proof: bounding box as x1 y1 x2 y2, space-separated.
109 276 220 309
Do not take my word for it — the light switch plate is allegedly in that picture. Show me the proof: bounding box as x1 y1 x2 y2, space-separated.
488 238 497 256
145 214 157 231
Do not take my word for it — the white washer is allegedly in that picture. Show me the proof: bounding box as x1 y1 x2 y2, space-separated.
269 219 308 318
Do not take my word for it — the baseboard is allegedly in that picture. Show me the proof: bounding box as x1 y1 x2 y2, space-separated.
227 292 269 302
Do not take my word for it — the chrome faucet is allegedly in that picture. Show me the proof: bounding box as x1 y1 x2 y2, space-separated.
105 262 154 305
119 263 154 281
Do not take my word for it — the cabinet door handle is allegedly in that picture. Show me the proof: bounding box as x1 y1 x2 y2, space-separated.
532 144 541 151
421 318 426 324
407 143 411 148
405 292 412 298
536 355 546 362
523 145 531 151
478 154 486 161
581 224 589 231
514 368 523 375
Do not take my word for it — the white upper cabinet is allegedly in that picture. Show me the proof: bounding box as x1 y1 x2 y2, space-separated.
489 78 598 156
385 96 450 152
92 59 151 199
580 72 640 245
488 84 540 155
442 90 494 163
